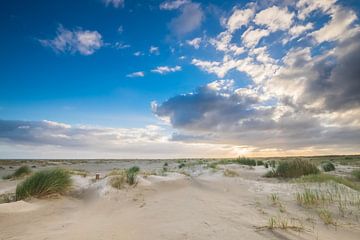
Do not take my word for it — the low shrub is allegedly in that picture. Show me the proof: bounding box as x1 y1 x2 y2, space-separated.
2 165 32 180
257 160 264 166
126 166 140 185
224 169 239 177
110 174 126 189
321 162 335 172
352 169 360 180
235 157 256 166
296 173 360 191
265 159 319 178
16 168 71 200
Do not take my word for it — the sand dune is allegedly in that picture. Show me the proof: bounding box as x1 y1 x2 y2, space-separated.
1 166 359 240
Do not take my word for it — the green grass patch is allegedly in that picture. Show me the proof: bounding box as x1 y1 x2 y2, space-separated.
265 159 319 178
296 173 360 191
126 166 140 185
321 162 335 172
2 165 32 180
16 168 72 200
352 169 360 180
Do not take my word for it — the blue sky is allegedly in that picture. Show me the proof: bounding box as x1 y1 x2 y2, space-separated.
1 0 360 158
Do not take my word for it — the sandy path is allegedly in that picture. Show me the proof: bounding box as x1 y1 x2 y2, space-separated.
1 174 359 240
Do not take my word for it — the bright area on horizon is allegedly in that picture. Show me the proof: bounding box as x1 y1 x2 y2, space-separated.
0 0 360 158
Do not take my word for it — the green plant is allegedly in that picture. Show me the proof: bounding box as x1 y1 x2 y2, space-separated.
235 157 257 166
178 163 186 169
223 169 239 177
269 193 279 205
264 162 269 168
352 169 360 180
318 209 336 225
257 160 264 166
321 162 335 172
16 168 71 200
110 174 126 189
2 165 32 180
126 166 140 185
267 159 319 178
296 173 360 191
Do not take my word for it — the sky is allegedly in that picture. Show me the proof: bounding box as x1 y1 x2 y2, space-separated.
0 0 360 158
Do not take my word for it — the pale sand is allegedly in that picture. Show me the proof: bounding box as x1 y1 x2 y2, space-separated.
1 168 359 240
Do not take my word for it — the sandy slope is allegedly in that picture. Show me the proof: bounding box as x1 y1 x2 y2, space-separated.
0 169 359 240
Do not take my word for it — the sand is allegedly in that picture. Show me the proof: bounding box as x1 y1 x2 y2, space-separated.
0 166 359 240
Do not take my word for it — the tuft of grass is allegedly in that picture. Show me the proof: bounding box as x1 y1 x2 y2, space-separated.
265 159 319 178
110 173 126 189
256 160 264 166
2 165 32 180
235 157 257 166
223 169 239 177
352 169 360 180
16 168 71 200
68 169 88 177
321 162 335 172
269 193 279 205
296 173 360 191
126 166 140 185
266 216 304 231
318 209 336 225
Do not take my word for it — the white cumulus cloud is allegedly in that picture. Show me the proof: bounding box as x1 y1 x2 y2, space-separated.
40 25 103 55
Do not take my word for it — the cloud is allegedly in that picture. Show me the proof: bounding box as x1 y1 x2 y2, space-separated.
153 80 360 151
0 119 252 158
241 26 270 48
133 51 143 56
155 0 360 155
186 37 201 49
114 42 130 49
149 46 160 55
227 8 255 33
160 0 190 10
103 0 124 8
311 6 357 43
151 66 182 74
168 2 204 36
271 32 360 112
254 6 294 32
126 71 145 77
296 0 336 20
40 25 103 55
117 25 123 33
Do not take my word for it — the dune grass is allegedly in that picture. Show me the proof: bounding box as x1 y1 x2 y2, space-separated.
265 159 319 178
352 169 360 180
321 162 335 172
16 168 72 200
109 166 140 188
2 165 32 180
296 173 360 191
110 174 127 189
126 166 140 185
223 169 239 177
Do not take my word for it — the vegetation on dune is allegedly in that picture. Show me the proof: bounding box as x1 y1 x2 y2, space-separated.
321 162 335 172
126 166 140 185
110 173 126 189
109 166 140 188
223 169 239 177
16 168 72 200
2 165 32 180
265 159 319 178
352 169 360 180
296 173 360 191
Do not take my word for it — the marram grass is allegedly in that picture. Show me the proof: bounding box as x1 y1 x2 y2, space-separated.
265 159 319 178
2 165 32 180
16 168 72 200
